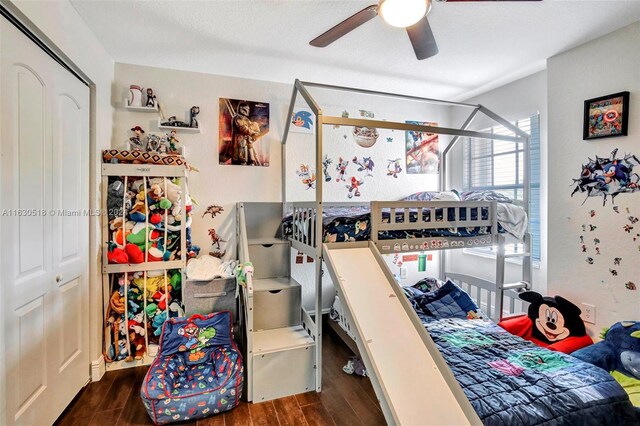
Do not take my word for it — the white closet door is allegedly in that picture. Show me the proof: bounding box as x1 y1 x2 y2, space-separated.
0 18 90 425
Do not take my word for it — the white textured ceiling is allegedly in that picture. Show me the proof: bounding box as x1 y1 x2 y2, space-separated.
71 0 640 100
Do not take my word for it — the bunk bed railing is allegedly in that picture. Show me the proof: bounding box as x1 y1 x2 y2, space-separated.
445 272 530 322
371 200 498 239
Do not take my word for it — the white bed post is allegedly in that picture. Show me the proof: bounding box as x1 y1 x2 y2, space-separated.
314 108 323 392
439 107 480 281
495 233 506 321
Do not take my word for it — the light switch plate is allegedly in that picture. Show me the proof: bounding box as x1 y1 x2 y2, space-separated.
581 303 596 324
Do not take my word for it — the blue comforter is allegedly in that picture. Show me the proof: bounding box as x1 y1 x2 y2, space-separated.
406 283 639 425
426 318 638 425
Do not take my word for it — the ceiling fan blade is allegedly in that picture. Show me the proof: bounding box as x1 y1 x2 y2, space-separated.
436 0 541 2
406 16 439 60
310 4 378 47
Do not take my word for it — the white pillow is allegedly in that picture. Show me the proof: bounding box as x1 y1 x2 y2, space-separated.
432 191 461 201
186 255 223 281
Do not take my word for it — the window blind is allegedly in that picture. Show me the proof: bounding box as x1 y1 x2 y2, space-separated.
462 115 541 261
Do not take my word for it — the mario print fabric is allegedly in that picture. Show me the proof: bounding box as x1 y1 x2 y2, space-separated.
141 312 243 425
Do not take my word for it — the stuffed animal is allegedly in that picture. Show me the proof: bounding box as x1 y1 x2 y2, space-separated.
107 180 125 220
128 319 146 360
519 291 586 344
573 321 640 406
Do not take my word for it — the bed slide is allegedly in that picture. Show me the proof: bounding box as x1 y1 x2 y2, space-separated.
323 242 481 426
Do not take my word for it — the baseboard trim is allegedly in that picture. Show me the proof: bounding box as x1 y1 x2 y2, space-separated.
91 355 105 382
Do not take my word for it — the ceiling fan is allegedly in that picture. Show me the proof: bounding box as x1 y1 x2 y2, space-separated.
309 0 541 60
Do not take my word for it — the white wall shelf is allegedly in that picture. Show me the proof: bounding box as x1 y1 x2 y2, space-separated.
124 99 158 112
158 119 200 133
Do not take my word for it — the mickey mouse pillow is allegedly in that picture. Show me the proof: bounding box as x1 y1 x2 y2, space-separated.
519 291 587 344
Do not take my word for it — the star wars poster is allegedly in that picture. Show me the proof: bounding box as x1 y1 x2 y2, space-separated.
219 98 270 166
405 121 440 174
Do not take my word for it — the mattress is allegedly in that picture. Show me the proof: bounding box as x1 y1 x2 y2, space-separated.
283 205 499 243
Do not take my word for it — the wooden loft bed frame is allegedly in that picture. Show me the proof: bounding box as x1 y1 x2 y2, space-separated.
236 80 533 422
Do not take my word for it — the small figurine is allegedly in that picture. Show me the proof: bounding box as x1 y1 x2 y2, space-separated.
129 125 146 151
129 85 143 107
190 106 200 128
146 134 161 152
166 130 180 153
157 137 168 154
145 88 156 108
161 116 189 127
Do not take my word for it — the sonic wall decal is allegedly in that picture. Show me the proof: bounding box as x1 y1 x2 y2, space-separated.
571 149 640 205
290 108 314 134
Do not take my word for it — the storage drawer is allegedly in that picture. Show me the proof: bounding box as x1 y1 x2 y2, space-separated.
184 277 237 320
252 327 315 402
248 238 289 279
253 278 301 330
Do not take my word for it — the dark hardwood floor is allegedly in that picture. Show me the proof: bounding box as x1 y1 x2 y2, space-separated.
55 324 385 426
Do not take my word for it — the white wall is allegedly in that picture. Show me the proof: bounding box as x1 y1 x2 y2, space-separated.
447 71 548 298
547 22 640 337
113 63 289 257
6 0 114 381
114 64 452 312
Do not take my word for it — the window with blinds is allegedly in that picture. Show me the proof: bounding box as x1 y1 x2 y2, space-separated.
462 114 541 262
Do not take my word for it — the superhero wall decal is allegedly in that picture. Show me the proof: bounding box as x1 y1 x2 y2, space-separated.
571 149 640 205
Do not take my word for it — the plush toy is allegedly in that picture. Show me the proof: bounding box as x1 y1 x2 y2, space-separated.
107 243 129 264
152 285 172 311
147 183 163 203
107 180 125 220
235 262 254 285
573 321 640 406
124 243 144 264
129 192 147 222
519 291 586 344
128 319 146 360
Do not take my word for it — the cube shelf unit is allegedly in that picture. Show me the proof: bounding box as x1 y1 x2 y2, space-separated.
101 163 189 371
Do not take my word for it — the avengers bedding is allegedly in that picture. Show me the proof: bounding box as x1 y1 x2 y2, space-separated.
406 282 639 425
282 191 526 243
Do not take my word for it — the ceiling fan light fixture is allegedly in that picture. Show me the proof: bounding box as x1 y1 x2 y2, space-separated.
378 0 429 28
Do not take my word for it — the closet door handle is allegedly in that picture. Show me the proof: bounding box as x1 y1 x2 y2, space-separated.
55 275 63 283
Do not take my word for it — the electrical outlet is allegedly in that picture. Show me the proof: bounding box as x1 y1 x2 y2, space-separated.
582 303 596 324
399 266 407 279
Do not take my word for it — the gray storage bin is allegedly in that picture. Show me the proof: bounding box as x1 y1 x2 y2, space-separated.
184 277 237 320
248 239 290 279
253 278 301 330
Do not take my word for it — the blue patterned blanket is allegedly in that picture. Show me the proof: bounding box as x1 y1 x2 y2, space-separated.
405 284 639 425
426 318 638 425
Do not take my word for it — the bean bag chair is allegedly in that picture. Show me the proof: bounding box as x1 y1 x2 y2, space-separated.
141 311 243 424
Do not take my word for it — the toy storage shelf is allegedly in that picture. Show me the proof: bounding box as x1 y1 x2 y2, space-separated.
106 354 155 372
103 260 185 274
101 162 190 372
157 120 201 133
124 99 158 112
102 163 187 178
